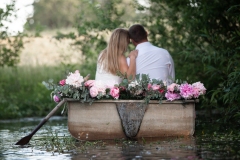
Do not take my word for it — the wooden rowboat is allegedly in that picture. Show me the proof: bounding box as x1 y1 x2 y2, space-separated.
66 98 197 140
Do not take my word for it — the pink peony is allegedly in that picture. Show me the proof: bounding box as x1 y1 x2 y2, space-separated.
147 84 152 90
110 86 120 99
59 79 66 86
192 87 200 98
165 91 181 101
151 84 160 90
167 83 179 92
90 86 98 98
179 83 193 99
84 80 95 87
192 82 206 95
53 95 61 103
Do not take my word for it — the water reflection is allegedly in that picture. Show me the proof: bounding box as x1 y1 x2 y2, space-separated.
0 117 239 159
71 137 198 160
121 137 197 159
0 116 71 160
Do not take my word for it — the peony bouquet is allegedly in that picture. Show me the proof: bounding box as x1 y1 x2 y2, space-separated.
42 70 91 103
165 82 206 101
42 70 206 104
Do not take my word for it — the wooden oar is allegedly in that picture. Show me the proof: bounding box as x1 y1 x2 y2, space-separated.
15 99 66 145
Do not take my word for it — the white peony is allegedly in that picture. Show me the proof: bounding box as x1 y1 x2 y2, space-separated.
128 80 139 88
65 70 84 88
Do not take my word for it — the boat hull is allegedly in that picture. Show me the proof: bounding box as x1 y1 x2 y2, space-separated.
67 99 196 140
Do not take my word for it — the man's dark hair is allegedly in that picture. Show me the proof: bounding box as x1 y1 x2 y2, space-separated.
129 24 147 43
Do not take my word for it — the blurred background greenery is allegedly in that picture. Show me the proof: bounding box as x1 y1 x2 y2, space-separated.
0 0 239 130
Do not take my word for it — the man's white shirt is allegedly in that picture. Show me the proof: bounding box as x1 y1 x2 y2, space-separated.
127 42 175 83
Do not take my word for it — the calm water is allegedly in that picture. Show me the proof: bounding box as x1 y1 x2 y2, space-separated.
0 116 239 160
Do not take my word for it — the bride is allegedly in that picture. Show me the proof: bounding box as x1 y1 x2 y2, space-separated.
95 28 138 88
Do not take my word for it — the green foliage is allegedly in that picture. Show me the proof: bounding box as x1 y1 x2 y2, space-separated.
36 130 77 153
26 0 138 37
0 65 80 119
117 73 166 104
27 0 81 30
42 77 94 104
135 0 240 123
0 1 24 67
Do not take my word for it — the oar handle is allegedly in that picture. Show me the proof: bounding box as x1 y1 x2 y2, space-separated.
30 99 66 136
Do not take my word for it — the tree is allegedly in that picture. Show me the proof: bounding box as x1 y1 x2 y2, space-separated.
27 0 140 30
0 1 24 67
26 0 81 30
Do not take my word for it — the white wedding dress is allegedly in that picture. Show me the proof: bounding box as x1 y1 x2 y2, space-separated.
95 61 122 88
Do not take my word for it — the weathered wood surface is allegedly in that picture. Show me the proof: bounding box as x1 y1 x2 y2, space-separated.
66 99 196 140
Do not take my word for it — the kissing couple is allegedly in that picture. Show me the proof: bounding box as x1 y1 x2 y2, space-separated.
95 24 175 88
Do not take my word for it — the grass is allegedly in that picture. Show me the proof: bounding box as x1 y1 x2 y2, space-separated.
0 29 98 119
0 63 99 119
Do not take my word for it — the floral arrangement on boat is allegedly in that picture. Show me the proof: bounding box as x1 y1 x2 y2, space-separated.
42 70 206 104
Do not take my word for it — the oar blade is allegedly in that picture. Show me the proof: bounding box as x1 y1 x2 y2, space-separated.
15 135 32 145
14 99 65 145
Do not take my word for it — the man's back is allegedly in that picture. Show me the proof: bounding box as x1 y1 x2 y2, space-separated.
127 42 175 82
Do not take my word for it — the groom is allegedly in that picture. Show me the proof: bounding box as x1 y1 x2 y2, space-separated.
127 24 175 83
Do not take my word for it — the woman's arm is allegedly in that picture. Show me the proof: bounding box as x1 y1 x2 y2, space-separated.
119 50 138 80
